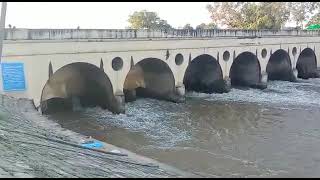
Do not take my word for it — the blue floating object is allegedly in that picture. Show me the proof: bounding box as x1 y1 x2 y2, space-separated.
81 140 104 149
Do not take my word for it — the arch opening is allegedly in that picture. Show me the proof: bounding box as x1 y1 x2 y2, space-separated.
266 49 296 82
183 54 230 93
261 48 267 58
40 62 123 114
296 48 320 79
123 58 183 103
223 51 230 61
175 53 184 65
112 57 123 71
230 51 266 89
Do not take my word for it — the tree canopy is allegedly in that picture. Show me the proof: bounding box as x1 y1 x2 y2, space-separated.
181 23 217 30
206 2 320 29
128 10 173 30
196 22 217 30
127 4 320 30
182 24 194 30
288 2 320 28
306 12 320 27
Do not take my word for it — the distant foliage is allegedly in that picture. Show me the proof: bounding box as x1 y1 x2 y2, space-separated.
127 4 320 30
288 2 320 28
206 2 320 30
182 23 217 31
307 13 320 27
196 23 217 30
182 24 194 31
128 10 173 31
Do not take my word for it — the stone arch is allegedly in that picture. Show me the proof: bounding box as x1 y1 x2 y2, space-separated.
183 54 230 93
40 62 123 114
296 48 319 79
123 58 183 103
266 49 296 82
230 51 266 89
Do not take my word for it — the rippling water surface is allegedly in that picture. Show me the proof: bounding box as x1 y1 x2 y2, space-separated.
47 79 320 177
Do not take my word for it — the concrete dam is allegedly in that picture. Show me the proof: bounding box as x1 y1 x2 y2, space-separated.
1 28 320 114
3 28 320 177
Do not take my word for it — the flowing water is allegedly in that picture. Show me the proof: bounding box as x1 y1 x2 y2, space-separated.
46 79 320 177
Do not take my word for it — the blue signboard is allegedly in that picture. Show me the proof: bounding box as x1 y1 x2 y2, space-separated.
1 62 26 91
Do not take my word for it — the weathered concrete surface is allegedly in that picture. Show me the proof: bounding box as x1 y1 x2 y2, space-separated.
266 49 297 82
183 54 230 93
4 28 320 40
296 48 320 79
124 58 184 103
1 29 320 112
230 52 267 89
0 95 196 178
40 62 124 114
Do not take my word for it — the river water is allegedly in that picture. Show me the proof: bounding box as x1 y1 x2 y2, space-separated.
46 79 320 177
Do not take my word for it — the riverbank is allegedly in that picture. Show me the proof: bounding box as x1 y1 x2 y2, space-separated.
0 94 196 178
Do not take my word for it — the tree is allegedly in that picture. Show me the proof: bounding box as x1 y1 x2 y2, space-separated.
205 22 217 29
307 12 320 27
182 23 194 30
128 10 173 30
196 22 217 30
287 2 320 28
255 2 290 29
206 2 290 29
196 23 206 30
206 2 244 29
206 2 320 30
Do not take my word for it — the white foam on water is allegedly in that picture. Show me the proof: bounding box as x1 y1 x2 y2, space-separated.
186 79 320 109
83 98 192 147
73 78 320 177
81 78 320 148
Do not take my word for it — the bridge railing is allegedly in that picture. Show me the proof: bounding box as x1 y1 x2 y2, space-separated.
4 28 320 40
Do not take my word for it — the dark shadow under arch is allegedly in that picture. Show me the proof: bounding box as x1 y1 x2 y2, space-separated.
123 58 183 103
183 54 229 93
40 62 122 114
266 49 296 82
230 51 266 89
296 48 319 79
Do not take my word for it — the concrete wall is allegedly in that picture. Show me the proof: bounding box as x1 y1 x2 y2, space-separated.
4 28 320 40
1 29 320 109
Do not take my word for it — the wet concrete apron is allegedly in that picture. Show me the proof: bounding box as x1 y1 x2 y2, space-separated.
0 95 195 178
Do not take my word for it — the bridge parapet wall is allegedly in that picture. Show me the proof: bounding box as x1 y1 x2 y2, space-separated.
4 28 320 40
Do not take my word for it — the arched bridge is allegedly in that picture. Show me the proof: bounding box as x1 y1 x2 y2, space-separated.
1 28 320 114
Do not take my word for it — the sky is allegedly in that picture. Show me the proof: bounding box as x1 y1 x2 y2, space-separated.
2 2 212 29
